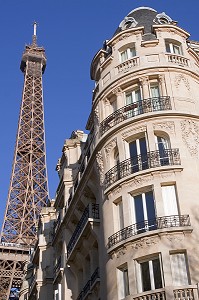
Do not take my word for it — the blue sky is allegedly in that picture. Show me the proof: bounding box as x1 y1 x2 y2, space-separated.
0 0 198 226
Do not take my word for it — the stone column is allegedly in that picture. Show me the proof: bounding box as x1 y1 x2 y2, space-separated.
112 87 123 109
159 74 167 96
139 76 150 99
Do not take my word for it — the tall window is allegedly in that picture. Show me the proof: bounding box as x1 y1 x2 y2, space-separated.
117 266 130 298
133 191 156 232
155 135 170 165
120 46 136 63
165 40 182 55
150 84 161 110
126 88 142 117
129 137 148 172
137 256 163 292
170 253 189 286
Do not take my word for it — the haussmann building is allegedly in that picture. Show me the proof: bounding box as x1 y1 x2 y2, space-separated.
20 6 199 300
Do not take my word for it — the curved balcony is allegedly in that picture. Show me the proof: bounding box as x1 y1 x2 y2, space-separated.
108 215 190 249
105 148 181 189
100 96 172 136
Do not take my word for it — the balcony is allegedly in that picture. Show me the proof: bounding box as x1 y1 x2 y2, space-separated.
105 148 181 189
117 56 139 73
166 53 189 67
100 96 172 136
108 215 190 249
52 212 61 238
76 267 100 300
67 204 100 258
132 286 198 300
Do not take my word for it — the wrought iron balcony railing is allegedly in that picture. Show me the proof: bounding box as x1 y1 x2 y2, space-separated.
100 96 171 136
76 267 100 300
105 148 180 189
67 204 100 257
108 215 190 249
53 256 61 277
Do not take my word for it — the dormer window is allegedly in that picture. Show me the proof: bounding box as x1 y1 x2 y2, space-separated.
120 45 136 63
165 40 182 55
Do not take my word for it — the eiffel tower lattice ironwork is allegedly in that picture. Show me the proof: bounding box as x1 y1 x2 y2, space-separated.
0 23 49 300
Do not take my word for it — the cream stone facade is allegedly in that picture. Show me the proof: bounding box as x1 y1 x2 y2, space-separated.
20 6 199 300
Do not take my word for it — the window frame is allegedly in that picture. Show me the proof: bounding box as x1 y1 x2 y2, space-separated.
136 254 164 293
120 44 136 63
117 264 130 299
165 40 183 55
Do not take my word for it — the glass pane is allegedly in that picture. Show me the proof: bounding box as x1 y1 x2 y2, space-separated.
173 45 181 55
150 85 160 98
141 261 151 291
129 141 137 158
126 93 133 105
134 195 145 234
145 191 156 229
130 141 139 172
130 47 136 57
121 50 128 62
166 43 171 53
152 259 163 289
135 89 141 101
139 138 148 170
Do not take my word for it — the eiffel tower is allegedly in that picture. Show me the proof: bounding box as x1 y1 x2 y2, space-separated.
0 23 49 300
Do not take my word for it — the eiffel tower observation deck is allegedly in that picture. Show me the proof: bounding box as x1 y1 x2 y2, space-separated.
0 23 49 300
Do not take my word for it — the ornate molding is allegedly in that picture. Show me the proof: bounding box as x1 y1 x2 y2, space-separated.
112 86 123 96
96 151 104 184
153 121 175 134
181 119 199 156
104 138 117 159
94 106 99 123
175 74 190 91
139 76 149 86
121 125 147 139
132 237 159 250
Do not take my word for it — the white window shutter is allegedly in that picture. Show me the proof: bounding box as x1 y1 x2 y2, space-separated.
161 185 178 216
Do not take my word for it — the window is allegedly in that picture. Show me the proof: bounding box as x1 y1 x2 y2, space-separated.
129 137 148 172
155 135 170 165
137 256 163 293
161 185 178 216
117 266 130 298
132 191 156 232
120 46 136 63
170 253 189 286
125 88 142 117
165 41 182 55
150 84 161 110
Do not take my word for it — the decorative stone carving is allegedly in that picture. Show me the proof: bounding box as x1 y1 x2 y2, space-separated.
181 119 199 156
153 121 175 134
96 151 104 184
94 106 99 123
104 97 110 105
165 234 184 243
121 125 147 139
112 87 122 96
139 76 149 86
132 237 159 250
175 74 190 91
116 248 127 258
104 138 117 159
